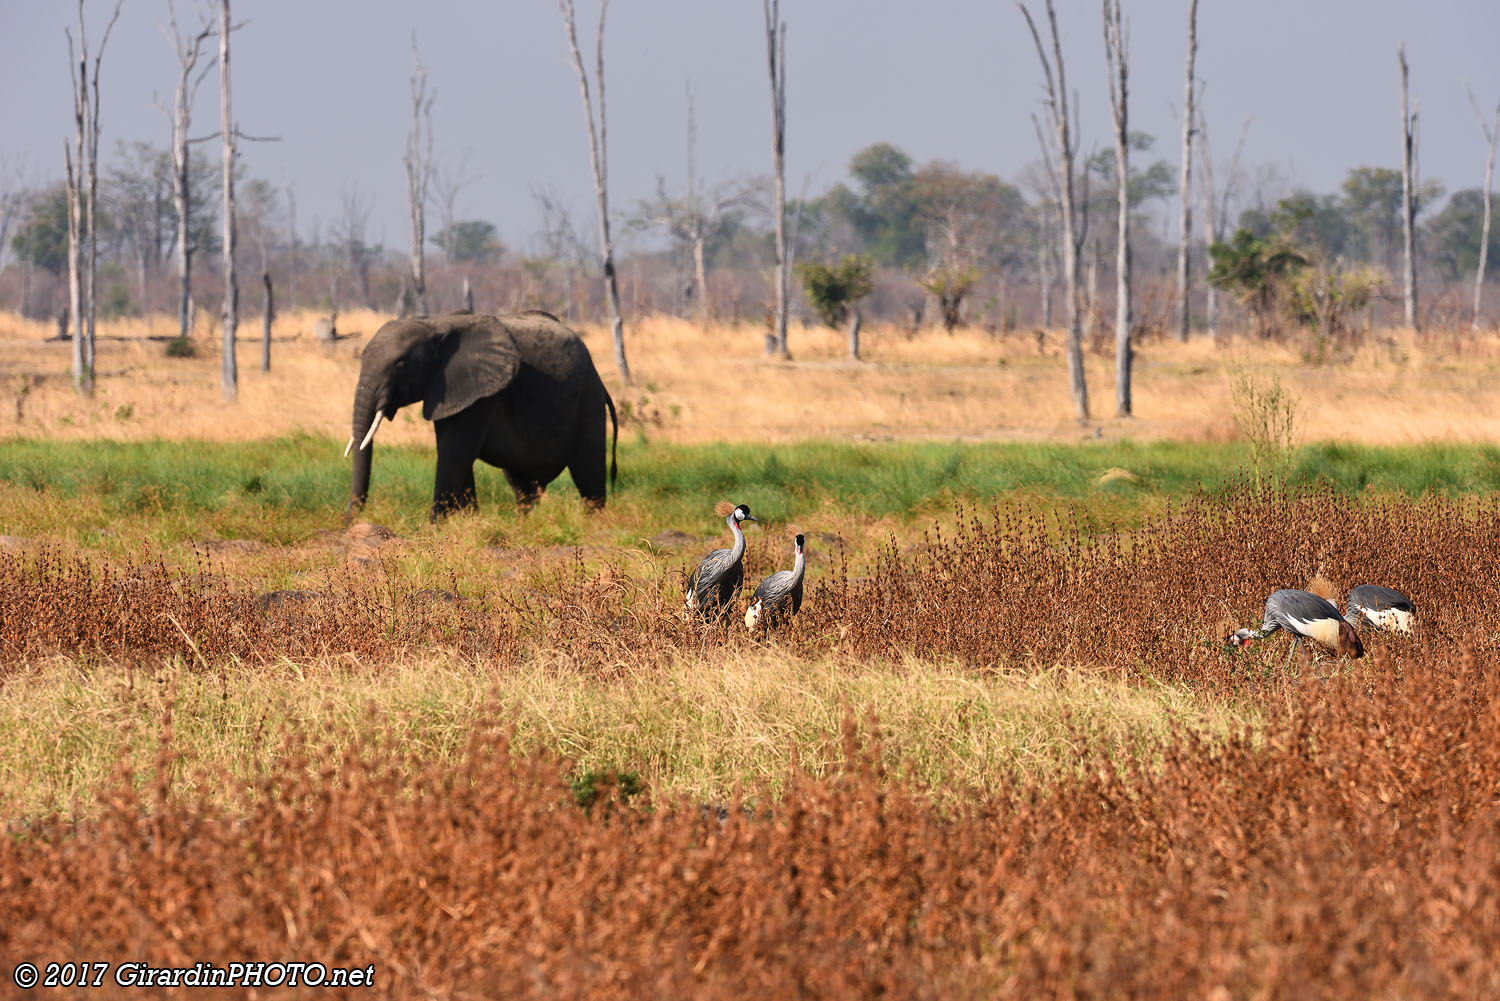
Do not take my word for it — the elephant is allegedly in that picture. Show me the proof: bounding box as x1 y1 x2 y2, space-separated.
345 310 618 521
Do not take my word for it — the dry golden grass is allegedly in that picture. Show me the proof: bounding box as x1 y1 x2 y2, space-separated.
0 651 1246 818
4 309 1500 444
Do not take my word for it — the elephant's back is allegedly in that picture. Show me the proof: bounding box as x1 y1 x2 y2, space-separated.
499 312 599 384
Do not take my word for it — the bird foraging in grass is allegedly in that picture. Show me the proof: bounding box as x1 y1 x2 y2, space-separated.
1343 584 1416 634
745 529 806 635
1227 588 1365 666
685 501 757 620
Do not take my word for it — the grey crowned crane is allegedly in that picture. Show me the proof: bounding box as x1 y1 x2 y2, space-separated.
685 502 757 620
745 532 806 634
1343 584 1416 634
1227 588 1365 666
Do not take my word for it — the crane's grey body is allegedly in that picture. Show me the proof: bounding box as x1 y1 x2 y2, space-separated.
1229 588 1365 665
1344 584 1416 634
686 504 756 620
745 534 806 634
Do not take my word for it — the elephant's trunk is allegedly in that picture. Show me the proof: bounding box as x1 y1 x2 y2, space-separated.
347 379 382 520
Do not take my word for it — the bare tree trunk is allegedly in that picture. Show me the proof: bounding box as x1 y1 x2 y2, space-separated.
684 87 712 325
1197 98 1250 343
1398 44 1419 331
1174 0 1198 342
1020 0 1089 423
1468 88 1498 331
63 0 120 395
162 2 212 345
64 143 84 390
218 0 238 401
1104 0 1133 416
559 0 630 384
404 38 433 316
1197 112 1219 341
261 271 273 372
463 276 474 313
1038 200 1053 328
848 309 861 360
764 0 790 358
1084 239 1099 345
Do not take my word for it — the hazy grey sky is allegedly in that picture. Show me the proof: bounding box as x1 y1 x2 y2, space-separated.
4 0 1499 254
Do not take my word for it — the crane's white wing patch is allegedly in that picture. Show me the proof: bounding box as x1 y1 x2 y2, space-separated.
1287 615 1343 650
1361 606 1413 633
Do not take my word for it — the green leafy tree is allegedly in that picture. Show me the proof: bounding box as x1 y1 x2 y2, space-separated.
796 254 874 327
820 143 925 267
1208 228 1308 338
1341 166 1442 272
431 220 503 262
1268 192 1357 262
1424 188 1500 281
10 187 70 275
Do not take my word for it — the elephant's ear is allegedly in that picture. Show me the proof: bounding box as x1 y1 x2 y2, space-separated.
423 315 522 421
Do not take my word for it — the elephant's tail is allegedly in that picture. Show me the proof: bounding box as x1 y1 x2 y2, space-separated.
605 390 619 493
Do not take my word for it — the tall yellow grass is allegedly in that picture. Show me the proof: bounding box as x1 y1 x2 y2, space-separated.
2 309 1499 444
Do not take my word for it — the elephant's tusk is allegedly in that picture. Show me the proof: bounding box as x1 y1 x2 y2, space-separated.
343 435 355 458
359 412 384 451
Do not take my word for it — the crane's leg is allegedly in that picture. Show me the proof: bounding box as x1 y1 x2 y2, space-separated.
1284 635 1301 669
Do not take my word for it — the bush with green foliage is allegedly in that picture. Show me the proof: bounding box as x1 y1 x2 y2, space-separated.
796 255 874 327
917 265 980 331
1208 229 1308 338
1286 263 1383 341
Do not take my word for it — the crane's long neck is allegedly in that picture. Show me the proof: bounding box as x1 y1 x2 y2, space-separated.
727 514 746 563
789 548 805 585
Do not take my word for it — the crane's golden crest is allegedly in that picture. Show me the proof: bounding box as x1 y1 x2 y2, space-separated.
1305 574 1337 601
783 522 803 540
714 500 736 518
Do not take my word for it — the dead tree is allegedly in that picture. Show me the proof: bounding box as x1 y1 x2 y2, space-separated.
1020 0 1089 423
218 0 238 399
1195 92 1250 341
1467 85 1498 330
1038 198 1054 328
161 0 214 344
1398 44 1419 331
1103 0 1132 417
639 87 753 325
64 0 123 394
559 0 631 385
763 0 790 357
1173 0 1198 342
261 272 273 372
404 36 435 315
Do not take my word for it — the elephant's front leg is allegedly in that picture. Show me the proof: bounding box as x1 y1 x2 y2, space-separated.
431 418 484 521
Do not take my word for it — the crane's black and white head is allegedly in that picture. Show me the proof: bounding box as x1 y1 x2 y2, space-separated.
1227 628 1255 648
794 532 805 553
714 500 757 526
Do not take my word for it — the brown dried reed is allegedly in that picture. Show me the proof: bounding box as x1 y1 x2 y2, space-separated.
5 487 1500 996
3 657 1499 999
3 484 1498 688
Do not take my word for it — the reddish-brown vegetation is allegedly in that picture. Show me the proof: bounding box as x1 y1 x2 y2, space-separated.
3 661 1499 999
3 487 1500 997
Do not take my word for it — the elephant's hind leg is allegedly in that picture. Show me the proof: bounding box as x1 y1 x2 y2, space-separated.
569 416 609 511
